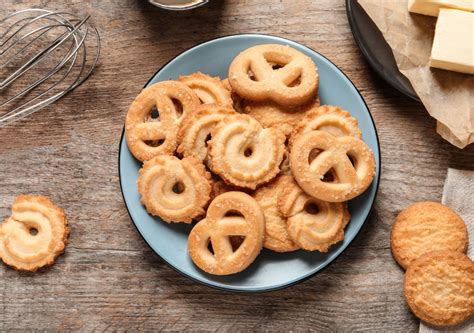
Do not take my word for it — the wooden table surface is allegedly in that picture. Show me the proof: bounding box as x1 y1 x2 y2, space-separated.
1 0 473 331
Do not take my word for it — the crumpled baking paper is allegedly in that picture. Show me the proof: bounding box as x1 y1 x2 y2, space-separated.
358 0 474 148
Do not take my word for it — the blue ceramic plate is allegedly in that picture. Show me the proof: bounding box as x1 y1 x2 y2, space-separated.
119 34 381 292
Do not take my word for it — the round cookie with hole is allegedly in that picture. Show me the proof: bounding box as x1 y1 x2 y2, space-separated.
137 155 212 223
0 195 70 271
391 201 468 270
277 177 350 252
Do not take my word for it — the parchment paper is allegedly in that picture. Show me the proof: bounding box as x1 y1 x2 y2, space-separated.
358 0 474 148
420 168 473 332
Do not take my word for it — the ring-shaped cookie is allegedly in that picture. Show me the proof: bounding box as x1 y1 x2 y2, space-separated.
179 72 233 106
278 177 346 252
208 113 286 189
125 81 200 161
177 104 236 162
228 44 318 106
0 195 69 271
137 156 211 223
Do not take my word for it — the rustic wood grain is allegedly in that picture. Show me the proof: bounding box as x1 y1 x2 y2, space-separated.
0 0 473 331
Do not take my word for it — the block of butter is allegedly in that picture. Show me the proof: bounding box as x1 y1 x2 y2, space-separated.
430 9 474 74
408 0 474 17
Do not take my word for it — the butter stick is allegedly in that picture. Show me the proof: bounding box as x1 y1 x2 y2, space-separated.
408 0 474 17
430 9 474 74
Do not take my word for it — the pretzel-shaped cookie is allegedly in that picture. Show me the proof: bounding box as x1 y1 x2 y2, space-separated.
278 178 347 252
125 81 200 161
290 105 361 147
0 195 69 271
208 113 286 189
177 104 236 162
188 191 265 275
179 72 233 106
228 44 318 106
137 156 212 223
290 130 376 202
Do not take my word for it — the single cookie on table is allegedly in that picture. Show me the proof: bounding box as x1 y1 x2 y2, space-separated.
391 201 468 269
404 250 474 327
208 113 286 189
253 175 299 253
228 44 319 106
278 177 349 252
0 195 69 271
243 96 320 137
137 155 212 223
290 130 376 202
125 80 200 161
177 104 236 163
188 191 265 275
289 105 361 147
179 72 233 107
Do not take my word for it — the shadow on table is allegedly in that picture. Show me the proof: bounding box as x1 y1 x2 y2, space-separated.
136 0 228 44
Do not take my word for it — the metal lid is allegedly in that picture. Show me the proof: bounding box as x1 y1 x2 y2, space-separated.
148 0 208 10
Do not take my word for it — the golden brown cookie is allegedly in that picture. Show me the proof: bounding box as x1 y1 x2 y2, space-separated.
222 78 245 113
208 113 286 189
222 78 231 91
404 250 474 327
188 191 265 275
125 81 200 161
279 146 292 175
243 97 320 137
228 44 319 106
391 201 468 269
290 130 376 202
209 178 249 201
278 177 347 252
0 195 69 271
177 104 236 162
179 72 233 106
253 175 299 252
137 156 212 223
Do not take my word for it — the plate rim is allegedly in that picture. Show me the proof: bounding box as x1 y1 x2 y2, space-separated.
118 33 382 293
345 0 421 103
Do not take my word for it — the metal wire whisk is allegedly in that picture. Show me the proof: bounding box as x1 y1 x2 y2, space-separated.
0 9 100 127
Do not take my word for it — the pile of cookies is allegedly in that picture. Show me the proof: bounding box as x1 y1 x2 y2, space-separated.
391 202 473 327
125 44 376 275
0 195 69 271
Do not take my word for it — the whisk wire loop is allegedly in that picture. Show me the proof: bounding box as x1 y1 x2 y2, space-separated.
0 9 100 127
